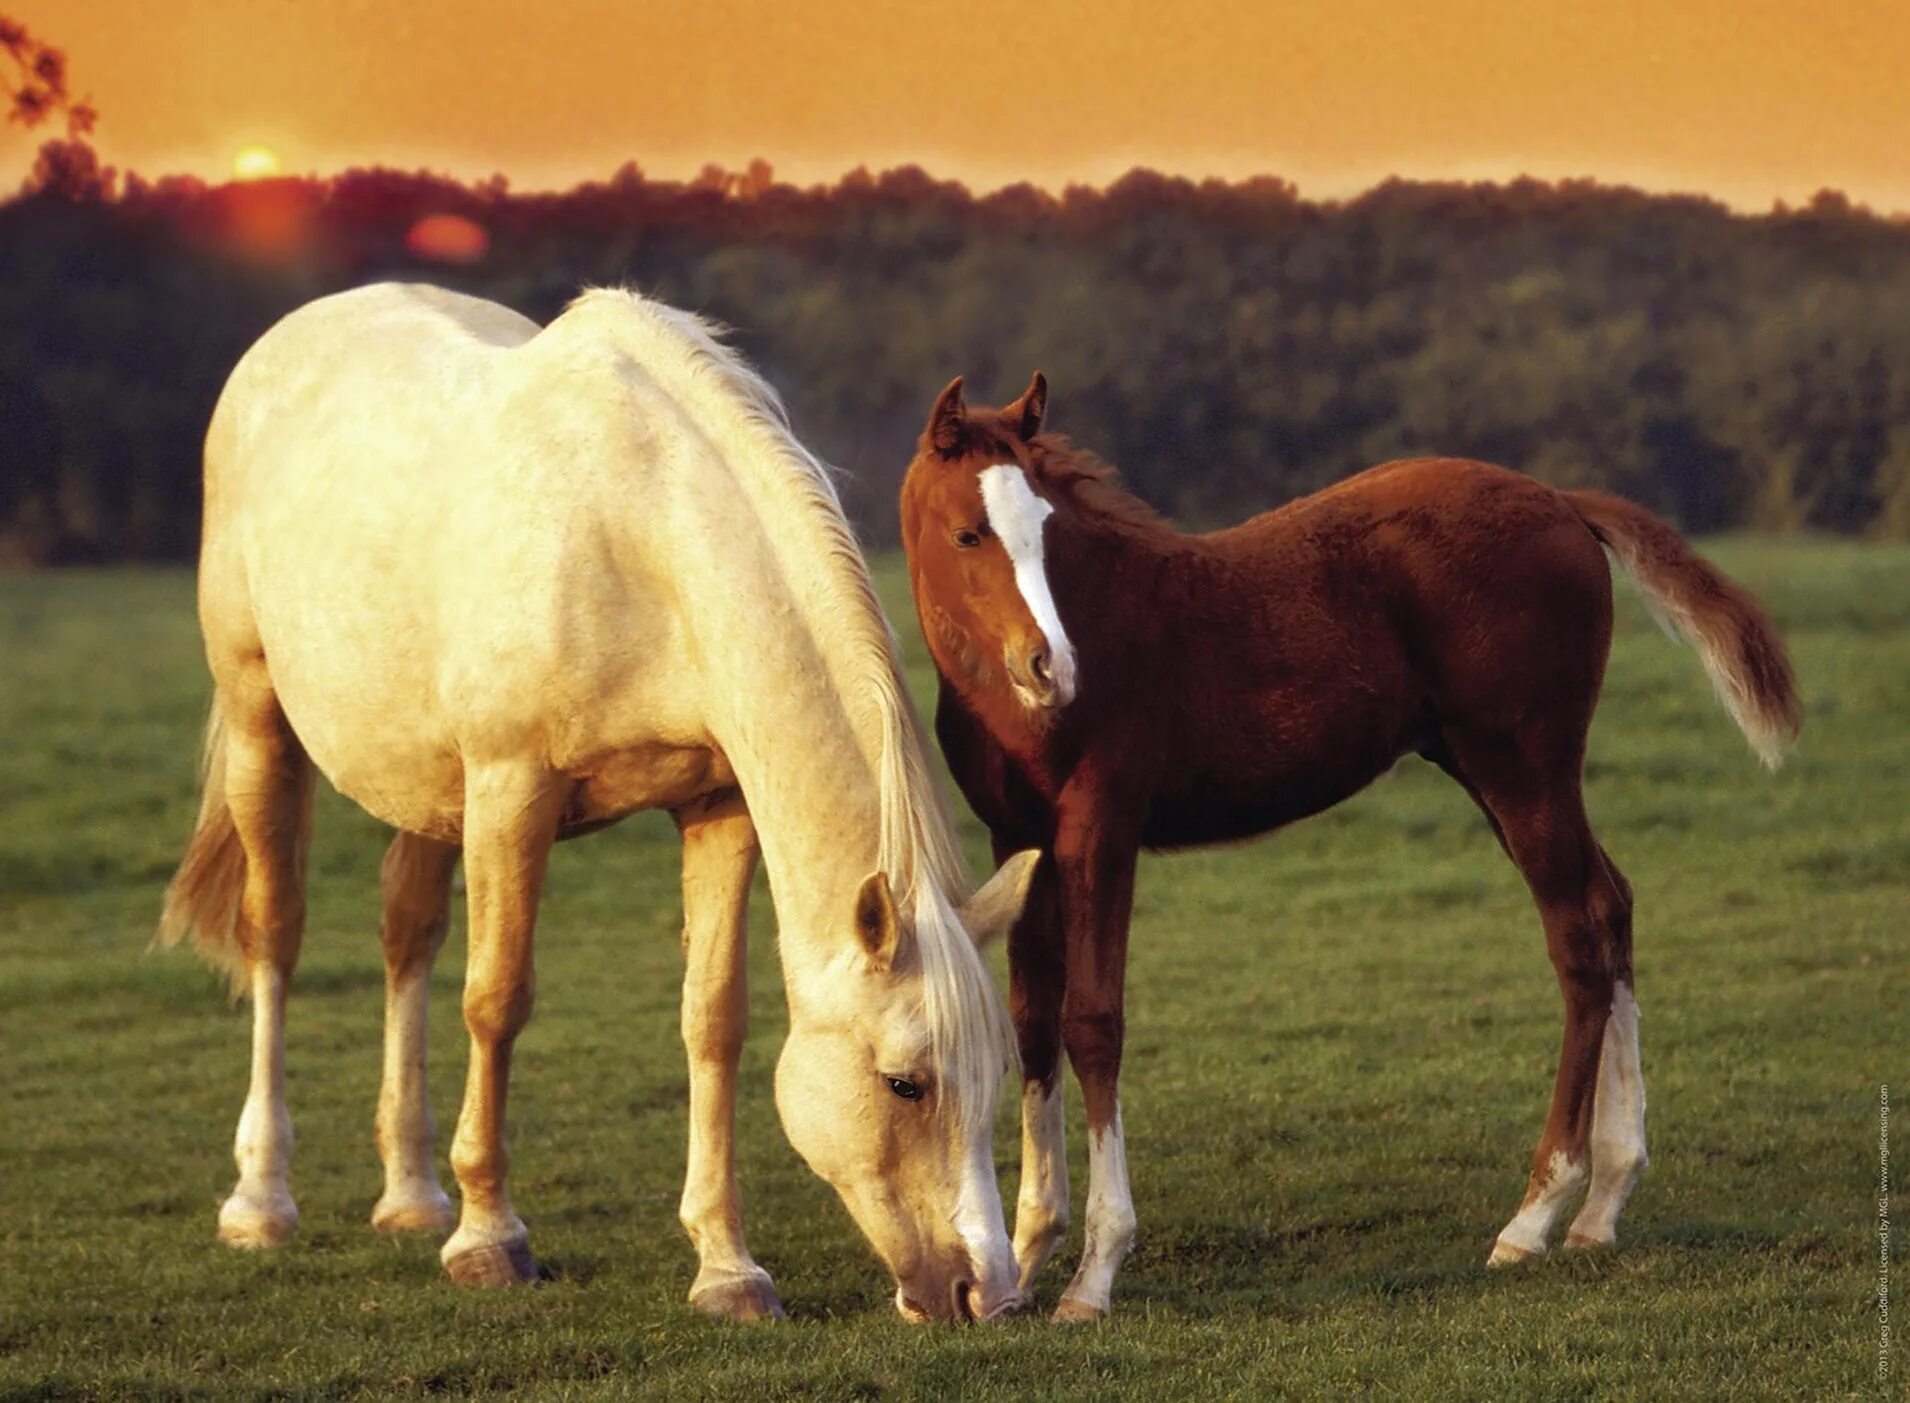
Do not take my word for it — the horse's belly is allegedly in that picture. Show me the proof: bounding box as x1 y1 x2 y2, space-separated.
1144 689 1420 848
559 742 735 834
311 728 468 842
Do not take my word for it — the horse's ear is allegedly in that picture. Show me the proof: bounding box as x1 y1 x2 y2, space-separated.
854 871 909 970
1004 371 1047 442
926 375 968 457
959 849 1041 951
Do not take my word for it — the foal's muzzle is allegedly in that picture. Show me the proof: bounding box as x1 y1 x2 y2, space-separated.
1008 643 1074 711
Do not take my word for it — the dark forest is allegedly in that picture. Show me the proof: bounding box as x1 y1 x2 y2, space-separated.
5 155 1910 564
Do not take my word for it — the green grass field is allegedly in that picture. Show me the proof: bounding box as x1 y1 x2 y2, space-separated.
1 543 1903 1400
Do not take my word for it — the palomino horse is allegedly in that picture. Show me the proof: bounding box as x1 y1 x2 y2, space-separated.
899 374 1800 1320
157 283 1042 1324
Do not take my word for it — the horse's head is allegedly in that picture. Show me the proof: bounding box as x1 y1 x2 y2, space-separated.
775 851 1039 1323
900 374 1078 718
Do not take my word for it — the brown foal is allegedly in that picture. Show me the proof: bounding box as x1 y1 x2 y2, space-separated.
899 373 1801 1320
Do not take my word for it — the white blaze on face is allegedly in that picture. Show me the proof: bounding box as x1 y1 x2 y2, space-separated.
978 464 1078 706
951 1140 1021 1318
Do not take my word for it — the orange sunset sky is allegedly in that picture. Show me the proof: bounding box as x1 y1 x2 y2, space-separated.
21 0 1910 213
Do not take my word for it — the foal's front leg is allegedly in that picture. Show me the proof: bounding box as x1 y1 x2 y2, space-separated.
1052 807 1141 1323
371 832 459 1234
673 795 783 1321
1001 840 1071 1293
440 764 562 1286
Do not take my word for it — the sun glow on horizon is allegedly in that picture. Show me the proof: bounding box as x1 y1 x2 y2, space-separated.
231 144 282 181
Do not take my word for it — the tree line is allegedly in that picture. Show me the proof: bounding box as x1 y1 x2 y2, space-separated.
4 158 1910 564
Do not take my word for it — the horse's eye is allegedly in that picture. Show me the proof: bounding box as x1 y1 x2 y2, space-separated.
885 1076 923 1101
952 527 983 550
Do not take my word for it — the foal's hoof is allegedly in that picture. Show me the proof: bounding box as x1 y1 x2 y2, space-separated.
1562 1229 1615 1253
217 1193 298 1249
689 1270 785 1322
1486 1238 1542 1269
372 1185 458 1235
442 1237 539 1287
1052 1296 1108 1323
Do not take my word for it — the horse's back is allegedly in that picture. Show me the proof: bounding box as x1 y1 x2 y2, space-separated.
198 285 709 838
1142 458 1614 842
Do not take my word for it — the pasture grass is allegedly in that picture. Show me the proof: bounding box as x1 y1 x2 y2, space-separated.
0 542 1903 1399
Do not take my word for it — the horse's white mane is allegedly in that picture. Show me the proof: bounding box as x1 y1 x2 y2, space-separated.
560 287 1017 1126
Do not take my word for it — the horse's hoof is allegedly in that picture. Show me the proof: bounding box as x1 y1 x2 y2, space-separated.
372 1186 458 1235
689 1271 785 1322
1052 1296 1107 1323
442 1237 539 1287
217 1193 298 1249
1562 1230 1614 1253
1486 1238 1541 1269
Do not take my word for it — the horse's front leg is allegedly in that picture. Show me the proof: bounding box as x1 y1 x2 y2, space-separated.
673 794 782 1321
440 764 561 1287
998 837 1070 1294
371 832 460 1234
1051 801 1141 1323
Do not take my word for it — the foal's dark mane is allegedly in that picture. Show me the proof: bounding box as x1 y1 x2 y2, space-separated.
1020 433 1170 537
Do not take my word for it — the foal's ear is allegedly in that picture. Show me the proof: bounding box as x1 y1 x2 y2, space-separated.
959 849 1042 951
854 870 909 970
1004 371 1047 442
926 375 968 457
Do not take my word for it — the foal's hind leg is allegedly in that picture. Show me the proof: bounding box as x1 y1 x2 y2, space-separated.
1563 846 1648 1251
371 832 460 1234
672 795 783 1322
1435 732 1643 1266
216 688 315 1249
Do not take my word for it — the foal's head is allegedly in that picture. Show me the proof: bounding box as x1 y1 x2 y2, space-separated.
899 374 1078 716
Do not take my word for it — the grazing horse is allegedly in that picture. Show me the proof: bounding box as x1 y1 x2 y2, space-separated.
899 374 1800 1320
156 283 1041 1324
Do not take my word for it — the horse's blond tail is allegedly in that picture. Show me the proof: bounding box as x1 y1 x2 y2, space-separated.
155 703 250 994
1566 490 1802 769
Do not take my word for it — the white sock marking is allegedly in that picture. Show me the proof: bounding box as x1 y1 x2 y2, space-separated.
1014 1079 1070 1287
1568 982 1648 1245
978 464 1077 705
1061 1106 1135 1313
1492 1148 1586 1260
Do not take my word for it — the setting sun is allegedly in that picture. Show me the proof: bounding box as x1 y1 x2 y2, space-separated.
231 144 281 181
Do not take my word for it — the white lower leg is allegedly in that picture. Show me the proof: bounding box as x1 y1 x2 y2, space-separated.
372 968 454 1231
1057 1106 1134 1318
441 1048 528 1264
1013 1078 1070 1290
1489 1148 1589 1266
219 963 298 1248
679 1058 776 1312
1567 982 1648 1247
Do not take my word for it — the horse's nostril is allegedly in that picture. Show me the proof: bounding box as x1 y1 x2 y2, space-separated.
1029 649 1053 686
952 1277 978 1323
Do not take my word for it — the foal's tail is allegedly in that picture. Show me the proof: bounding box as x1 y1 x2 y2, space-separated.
155 703 250 994
1566 490 1802 769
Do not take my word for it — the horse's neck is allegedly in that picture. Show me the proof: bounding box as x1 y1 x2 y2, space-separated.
690 513 905 985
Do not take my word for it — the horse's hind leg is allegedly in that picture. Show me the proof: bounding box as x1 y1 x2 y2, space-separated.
672 794 783 1321
371 833 460 1234
216 686 315 1249
1435 731 1645 1266
1563 845 1647 1251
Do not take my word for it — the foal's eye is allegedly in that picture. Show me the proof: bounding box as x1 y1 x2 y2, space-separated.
885 1076 924 1101
952 527 983 550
